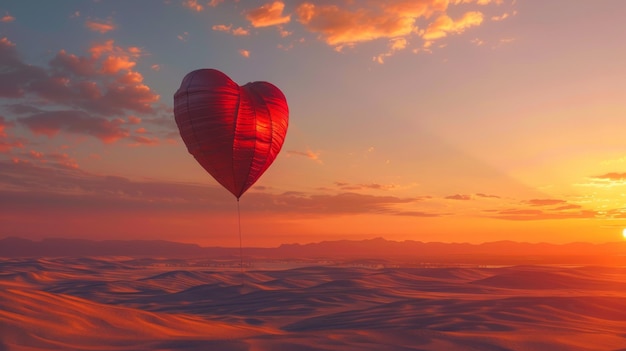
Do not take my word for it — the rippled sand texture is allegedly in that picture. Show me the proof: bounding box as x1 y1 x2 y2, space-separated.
1 258 626 351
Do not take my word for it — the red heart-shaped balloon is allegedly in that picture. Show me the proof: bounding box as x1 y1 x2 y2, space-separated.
174 69 289 199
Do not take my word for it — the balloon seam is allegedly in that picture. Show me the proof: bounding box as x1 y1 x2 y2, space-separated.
233 86 242 198
184 71 202 158
249 86 274 189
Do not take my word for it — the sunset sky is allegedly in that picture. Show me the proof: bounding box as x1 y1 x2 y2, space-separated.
1 0 625 247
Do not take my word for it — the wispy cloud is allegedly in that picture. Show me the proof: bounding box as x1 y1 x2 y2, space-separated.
526 199 567 206
19 149 79 169
232 27 250 36
593 172 626 181
128 135 159 146
212 24 250 36
1 12 15 23
0 160 439 218
373 37 408 64
287 149 322 163
0 116 12 137
475 193 500 199
422 12 484 41
174 1 511 61
85 18 116 33
292 0 502 57
605 208 626 219
445 194 472 200
490 198 597 221
576 172 626 188
182 0 204 12
0 37 46 98
0 37 163 145
491 13 509 21
492 208 597 221
247 1 291 27
18 111 129 144
334 182 398 191
243 191 440 217
0 116 24 152
177 32 189 42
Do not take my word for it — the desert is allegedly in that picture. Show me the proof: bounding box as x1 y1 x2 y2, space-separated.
1 238 625 351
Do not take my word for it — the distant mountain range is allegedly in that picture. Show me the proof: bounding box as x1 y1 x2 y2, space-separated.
1 237 625 264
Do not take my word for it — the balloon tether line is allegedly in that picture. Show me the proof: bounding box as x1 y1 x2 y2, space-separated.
237 198 244 286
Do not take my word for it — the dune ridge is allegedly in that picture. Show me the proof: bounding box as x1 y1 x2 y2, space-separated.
1 257 625 350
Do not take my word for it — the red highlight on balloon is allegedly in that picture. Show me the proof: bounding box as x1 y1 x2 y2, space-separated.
174 69 289 198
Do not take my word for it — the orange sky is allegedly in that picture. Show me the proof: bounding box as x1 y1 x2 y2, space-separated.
0 1 625 246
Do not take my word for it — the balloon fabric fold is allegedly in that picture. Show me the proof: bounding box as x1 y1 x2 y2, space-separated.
173 69 289 199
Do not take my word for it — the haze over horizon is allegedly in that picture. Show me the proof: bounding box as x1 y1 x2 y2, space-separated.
1 1 626 247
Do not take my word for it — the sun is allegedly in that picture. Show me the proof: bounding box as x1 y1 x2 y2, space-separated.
623 228 626 240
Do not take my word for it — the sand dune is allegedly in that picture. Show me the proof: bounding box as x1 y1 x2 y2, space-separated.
1 257 625 350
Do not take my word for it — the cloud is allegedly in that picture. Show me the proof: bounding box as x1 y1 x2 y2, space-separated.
85 18 116 33
292 0 501 57
490 198 596 221
49 49 98 76
232 27 250 36
247 1 291 27
0 116 13 137
605 208 626 219
19 149 79 169
334 182 398 191
213 24 250 36
455 0 503 5
182 0 204 12
296 2 416 47
0 37 47 97
577 172 626 188
526 199 567 206
446 194 472 200
18 110 129 143
422 11 484 41
244 191 439 217
470 38 485 46
593 172 626 181
177 32 189 42
553 204 582 211
1 13 15 23
491 13 509 21
6 104 42 115
212 24 231 32
492 208 597 221
102 55 136 74
373 37 408 64
239 49 250 58
0 160 226 211
287 149 322 163
127 115 141 124
0 116 24 152
88 40 142 60
475 193 500 199
128 135 159 146
1 38 160 118
0 160 440 218
0 138 24 153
